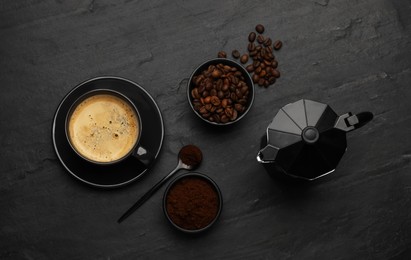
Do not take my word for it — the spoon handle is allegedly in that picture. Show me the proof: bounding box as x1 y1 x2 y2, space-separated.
117 164 182 223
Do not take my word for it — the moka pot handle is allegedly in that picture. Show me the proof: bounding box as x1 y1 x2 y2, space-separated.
334 112 373 132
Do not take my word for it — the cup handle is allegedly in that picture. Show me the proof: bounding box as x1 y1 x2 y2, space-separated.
131 145 153 167
334 112 373 132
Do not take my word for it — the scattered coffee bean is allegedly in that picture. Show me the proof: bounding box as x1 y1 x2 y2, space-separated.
273 40 282 50
257 35 265 44
247 42 255 52
215 24 282 91
217 51 227 58
191 63 250 123
240 54 249 64
246 64 254 73
244 25 282 88
255 24 265 34
263 37 272 47
272 69 281 78
232 50 240 59
252 74 259 83
248 32 256 42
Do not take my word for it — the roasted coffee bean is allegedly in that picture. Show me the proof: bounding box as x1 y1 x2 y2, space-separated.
235 89 242 98
234 71 242 77
248 42 255 52
232 75 240 84
232 50 240 59
273 40 283 50
263 37 272 47
248 32 256 42
220 115 229 123
202 113 211 118
205 81 213 91
221 98 228 108
272 60 278 68
249 50 258 57
259 70 267 78
199 106 207 114
202 90 209 98
241 86 248 95
234 103 243 112
204 96 211 104
229 85 236 92
238 99 247 105
255 24 265 34
252 74 259 83
217 51 227 58
257 35 265 44
264 59 272 66
268 77 276 84
225 107 234 118
213 114 221 123
255 66 262 74
258 78 265 86
223 65 231 71
240 54 249 64
217 90 224 99
194 75 204 86
230 109 238 121
210 96 221 106
191 88 200 99
230 92 237 101
238 81 247 88
222 77 229 87
246 64 254 73
222 83 229 92
212 69 222 78
260 48 266 57
193 103 202 111
268 67 276 76
272 69 281 78
253 60 261 68
210 89 217 97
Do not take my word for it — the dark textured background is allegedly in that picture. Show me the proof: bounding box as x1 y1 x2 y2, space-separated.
1 0 411 259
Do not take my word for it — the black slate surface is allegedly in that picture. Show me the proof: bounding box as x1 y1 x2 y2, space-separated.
1 0 411 259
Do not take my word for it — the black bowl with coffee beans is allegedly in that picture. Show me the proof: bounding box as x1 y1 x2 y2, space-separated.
187 58 254 125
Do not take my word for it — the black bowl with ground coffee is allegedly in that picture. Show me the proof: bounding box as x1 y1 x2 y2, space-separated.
163 172 222 233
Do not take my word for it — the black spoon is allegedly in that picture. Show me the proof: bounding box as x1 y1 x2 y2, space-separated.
117 145 202 223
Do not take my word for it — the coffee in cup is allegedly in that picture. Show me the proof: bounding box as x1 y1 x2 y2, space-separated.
66 90 142 164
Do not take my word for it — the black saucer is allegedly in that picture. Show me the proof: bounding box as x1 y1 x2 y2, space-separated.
52 76 164 188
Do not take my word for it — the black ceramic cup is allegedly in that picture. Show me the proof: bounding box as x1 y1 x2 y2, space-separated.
187 58 255 125
65 89 152 166
163 172 223 233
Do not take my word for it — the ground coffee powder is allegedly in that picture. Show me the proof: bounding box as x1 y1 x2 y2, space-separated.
165 176 220 230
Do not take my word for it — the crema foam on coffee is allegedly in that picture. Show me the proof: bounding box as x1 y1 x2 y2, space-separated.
68 94 139 163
